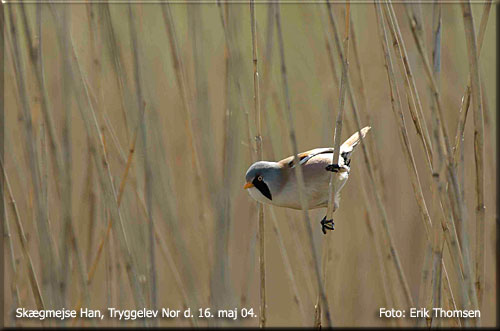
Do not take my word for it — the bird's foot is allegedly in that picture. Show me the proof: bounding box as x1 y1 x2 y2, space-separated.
321 216 335 234
325 163 341 173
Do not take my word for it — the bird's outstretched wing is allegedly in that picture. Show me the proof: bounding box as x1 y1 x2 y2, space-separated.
283 148 334 168
281 126 371 168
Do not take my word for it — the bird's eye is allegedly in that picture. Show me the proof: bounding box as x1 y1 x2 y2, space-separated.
257 176 263 181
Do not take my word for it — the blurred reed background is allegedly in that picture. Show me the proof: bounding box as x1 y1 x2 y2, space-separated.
2 0 496 327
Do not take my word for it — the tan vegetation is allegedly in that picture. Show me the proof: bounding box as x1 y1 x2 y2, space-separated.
3 1 496 327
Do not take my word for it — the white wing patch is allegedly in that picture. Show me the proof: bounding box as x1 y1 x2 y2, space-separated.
288 126 370 169
289 148 334 168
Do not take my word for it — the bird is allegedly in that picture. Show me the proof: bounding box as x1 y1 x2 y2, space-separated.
244 126 371 234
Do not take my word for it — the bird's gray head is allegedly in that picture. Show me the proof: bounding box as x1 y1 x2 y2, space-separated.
244 161 281 202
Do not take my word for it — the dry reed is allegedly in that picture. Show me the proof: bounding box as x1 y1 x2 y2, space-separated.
6 4 62 311
64 25 148 317
249 0 267 327
460 1 486 312
275 3 332 327
1 160 45 311
403 2 479 319
380 4 461 322
320 7 396 318
3 2 495 327
326 1 414 310
319 0 351 327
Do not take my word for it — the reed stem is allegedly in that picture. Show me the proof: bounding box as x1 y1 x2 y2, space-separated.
275 3 333 326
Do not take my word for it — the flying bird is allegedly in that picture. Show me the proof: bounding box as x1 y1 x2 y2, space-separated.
244 126 371 234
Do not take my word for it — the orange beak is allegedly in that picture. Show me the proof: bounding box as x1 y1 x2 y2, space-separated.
244 182 254 189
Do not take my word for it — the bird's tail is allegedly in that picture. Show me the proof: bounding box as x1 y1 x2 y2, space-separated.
340 126 371 163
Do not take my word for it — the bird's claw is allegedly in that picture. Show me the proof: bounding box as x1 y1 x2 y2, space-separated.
321 216 335 234
325 164 341 173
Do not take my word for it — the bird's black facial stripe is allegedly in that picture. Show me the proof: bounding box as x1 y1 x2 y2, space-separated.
253 176 272 200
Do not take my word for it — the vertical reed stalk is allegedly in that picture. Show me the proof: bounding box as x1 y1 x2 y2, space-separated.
249 0 267 326
239 206 258 307
379 8 457 322
453 2 491 165
162 4 212 318
37 7 97 322
348 13 386 197
86 127 138 284
161 2 205 213
85 145 95 267
18 3 64 200
324 5 388 200
321 8 395 315
247 6 308 320
1 160 45 310
187 5 218 269
6 5 61 309
383 6 434 170
387 1 476 316
401 3 470 254
105 228 113 323
275 4 333 326
126 4 156 316
78 122 198 326
322 0 351 326
460 0 485 311
376 4 430 310
82 13 201 321
101 4 131 139
349 157 395 324
3 189 22 317
430 2 443 327
324 1 413 310
212 2 233 323
64 31 147 318
269 208 308 325
59 4 73 309
325 1 349 222
417 242 433 326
